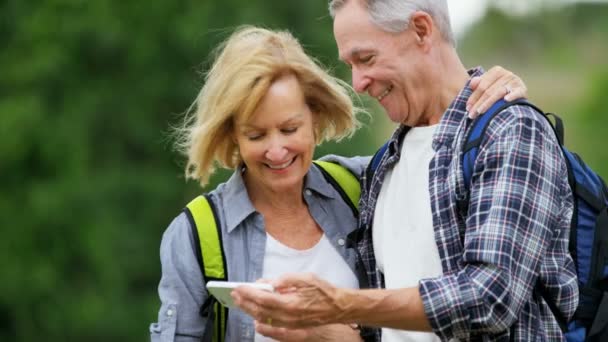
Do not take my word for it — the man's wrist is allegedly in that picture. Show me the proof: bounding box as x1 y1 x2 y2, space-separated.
331 287 360 324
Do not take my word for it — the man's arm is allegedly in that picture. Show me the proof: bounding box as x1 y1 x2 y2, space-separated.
420 106 569 340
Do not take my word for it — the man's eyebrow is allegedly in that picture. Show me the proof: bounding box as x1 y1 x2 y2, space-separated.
341 47 370 62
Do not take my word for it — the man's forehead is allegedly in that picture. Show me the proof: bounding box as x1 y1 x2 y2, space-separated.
333 1 383 61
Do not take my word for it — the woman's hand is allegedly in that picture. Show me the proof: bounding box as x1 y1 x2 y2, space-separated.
467 66 528 118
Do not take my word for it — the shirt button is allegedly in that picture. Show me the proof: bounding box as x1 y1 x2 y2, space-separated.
338 238 345 246
304 189 312 196
166 309 174 317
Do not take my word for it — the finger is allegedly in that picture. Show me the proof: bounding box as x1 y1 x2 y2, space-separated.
233 285 297 323
255 322 308 341
469 76 481 90
471 72 521 116
470 83 509 117
469 66 515 115
504 87 526 102
272 273 317 292
231 287 271 318
467 66 504 112
504 76 527 101
255 278 273 284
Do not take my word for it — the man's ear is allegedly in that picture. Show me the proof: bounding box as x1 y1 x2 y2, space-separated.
410 11 434 46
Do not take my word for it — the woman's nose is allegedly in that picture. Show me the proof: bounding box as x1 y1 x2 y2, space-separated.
265 140 288 161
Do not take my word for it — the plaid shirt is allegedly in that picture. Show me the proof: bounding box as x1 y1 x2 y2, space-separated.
354 68 578 341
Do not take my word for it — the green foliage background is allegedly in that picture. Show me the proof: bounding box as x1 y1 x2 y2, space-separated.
0 1 606 341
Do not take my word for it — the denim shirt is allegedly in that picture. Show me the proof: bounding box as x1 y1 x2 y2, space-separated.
150 155 369 342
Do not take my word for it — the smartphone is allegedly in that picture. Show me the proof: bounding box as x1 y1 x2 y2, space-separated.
206 281 275 308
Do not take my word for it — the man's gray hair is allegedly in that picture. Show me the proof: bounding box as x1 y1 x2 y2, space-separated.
329 0 455 47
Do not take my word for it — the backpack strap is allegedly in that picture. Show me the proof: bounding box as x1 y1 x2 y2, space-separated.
363 140 391 195
462 98 551 187
313 160 360 217
184 194 228 342
370 141 390 175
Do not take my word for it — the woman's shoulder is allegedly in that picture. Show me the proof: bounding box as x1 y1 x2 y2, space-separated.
316 154 371 180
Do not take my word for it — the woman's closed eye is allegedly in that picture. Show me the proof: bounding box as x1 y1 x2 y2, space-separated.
246 132 264 141
281 127 298 134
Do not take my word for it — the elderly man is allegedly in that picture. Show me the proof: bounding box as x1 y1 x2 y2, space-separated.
233 0 578 341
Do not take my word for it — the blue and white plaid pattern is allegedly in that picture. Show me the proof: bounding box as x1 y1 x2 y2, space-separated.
356 68 578 341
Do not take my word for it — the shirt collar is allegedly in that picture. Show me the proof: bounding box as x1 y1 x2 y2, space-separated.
220 164 338 233
221 169 257 234
432 66 484 150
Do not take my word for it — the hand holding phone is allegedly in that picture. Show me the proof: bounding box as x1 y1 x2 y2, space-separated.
206 281 274 308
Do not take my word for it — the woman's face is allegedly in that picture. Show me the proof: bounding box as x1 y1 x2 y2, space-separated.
233 74 316 195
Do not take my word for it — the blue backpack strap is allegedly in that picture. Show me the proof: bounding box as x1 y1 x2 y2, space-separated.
463 99 508 186
363 140 391 192
370 141 390 174
462 99 545 188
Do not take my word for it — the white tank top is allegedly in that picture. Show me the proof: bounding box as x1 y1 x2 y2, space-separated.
254 233 359 341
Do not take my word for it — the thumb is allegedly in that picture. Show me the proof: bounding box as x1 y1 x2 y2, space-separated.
469 76 481 90
272 273 317 292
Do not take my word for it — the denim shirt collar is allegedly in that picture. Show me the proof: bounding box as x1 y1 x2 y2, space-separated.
221 164 339 234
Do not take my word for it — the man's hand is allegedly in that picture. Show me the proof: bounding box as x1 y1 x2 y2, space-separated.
232 273 432 333
467 66 528 118
254 323 363 342
231 273 350 329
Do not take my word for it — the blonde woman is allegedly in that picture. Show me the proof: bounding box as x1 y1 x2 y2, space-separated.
150 26 526 342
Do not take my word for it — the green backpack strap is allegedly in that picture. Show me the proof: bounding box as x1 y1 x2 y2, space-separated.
313 160 361 216
184 194 228 342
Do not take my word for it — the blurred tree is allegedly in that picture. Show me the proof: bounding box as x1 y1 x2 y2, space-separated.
0 1 378 341
458 2 608 179
577 69 608 178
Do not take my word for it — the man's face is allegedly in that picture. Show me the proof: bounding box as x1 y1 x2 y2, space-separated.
333 1 428 125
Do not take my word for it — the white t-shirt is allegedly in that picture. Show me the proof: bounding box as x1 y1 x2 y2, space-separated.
373 125 443 342
255 233 359 342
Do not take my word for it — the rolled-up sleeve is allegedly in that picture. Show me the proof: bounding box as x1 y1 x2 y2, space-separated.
421 109 571 340
150 214 208 342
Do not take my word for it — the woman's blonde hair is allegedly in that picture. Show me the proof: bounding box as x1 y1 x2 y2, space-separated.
175 26 362 187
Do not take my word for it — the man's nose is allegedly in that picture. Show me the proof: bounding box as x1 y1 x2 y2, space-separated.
352 68 370 93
